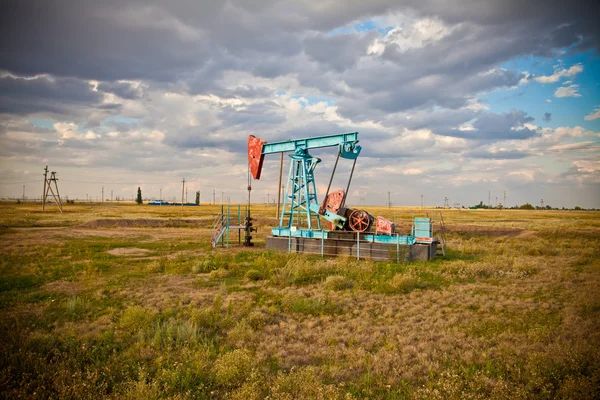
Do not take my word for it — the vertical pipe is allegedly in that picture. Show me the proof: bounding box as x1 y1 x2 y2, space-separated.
288 230 292 253
396 234 400 263
356 231 360 260
277 152 283 220
238 204 241 244
42 166 48 210
321 230 324 258
226 205 230 248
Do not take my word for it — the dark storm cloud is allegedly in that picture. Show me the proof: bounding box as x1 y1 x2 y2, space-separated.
544 112 552 122
303 32 376 72
96 81 143 100
0 75 110 115
434 109 539 141
217 102 287 128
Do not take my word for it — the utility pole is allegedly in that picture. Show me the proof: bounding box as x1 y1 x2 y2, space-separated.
495 196 497 208
102 186 104 203
22 185 25 202
444 197 449 208
213 188 216 205
504 191 507 208
42 166 49 210
111 190 113 201
42 169 63 213
488 191 491 208
221 191 224 205
388 191 391 209
181 178 186 212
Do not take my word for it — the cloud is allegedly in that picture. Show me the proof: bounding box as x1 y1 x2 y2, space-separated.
534 63 583 83
584 107 600 120
543 112 552 122
554 84 581 98
0 74 109 116
0 0 599 207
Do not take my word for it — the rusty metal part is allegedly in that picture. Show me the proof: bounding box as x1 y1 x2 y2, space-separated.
375 216 396 235
348 209 373 232
322 189 345 215
248 135 266 180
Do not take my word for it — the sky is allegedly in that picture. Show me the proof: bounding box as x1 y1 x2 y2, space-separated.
0 0 599 208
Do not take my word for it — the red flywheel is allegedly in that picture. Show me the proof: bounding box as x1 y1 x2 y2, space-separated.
348 209 372 232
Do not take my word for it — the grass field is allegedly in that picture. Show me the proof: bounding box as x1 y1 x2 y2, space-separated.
0 202 599 399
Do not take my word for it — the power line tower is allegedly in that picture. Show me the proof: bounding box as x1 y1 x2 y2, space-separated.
504 191 507 208
443 197 449 208
42 167 63 213
540 199 544 208
488 191 491 208
181 178 186 211
388 191 391 209
102 186 104 203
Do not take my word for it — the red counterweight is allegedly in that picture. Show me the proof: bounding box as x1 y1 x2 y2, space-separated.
375 216 396 235
248 135 266 180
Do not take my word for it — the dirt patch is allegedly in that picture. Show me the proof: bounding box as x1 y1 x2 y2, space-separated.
82 218 210 228
107 247 152 256
120 275 219 310
42 280 84 295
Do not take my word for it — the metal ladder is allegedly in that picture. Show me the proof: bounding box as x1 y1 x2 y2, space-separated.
436 212 447 257
210 214 226 248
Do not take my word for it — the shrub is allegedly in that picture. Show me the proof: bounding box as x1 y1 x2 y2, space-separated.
120 306 157 333
214 349 254 387
210 268 230 279
245 269 264 281
324 275 354 291
389 273 419 293
270 367 348 399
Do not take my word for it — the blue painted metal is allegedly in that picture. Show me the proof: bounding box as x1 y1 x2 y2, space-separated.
412 217 433 238
261 132 361 159
261 133 361 233
279 153 323 232
270 227 417 245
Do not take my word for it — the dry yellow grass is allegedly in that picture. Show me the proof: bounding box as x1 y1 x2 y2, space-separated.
0 201 598 398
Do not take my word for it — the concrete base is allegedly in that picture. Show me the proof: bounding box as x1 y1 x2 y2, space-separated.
266 234 438 262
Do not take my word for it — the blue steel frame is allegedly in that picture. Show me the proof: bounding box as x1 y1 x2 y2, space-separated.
279 153 322 232
258 132 361 235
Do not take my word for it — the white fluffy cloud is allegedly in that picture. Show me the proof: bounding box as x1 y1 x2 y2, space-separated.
534 63 583 83
554 84 581 98
584 107 600 121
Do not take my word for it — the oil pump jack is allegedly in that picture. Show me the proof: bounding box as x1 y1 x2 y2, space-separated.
249 132 376 237
245 132 440 260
